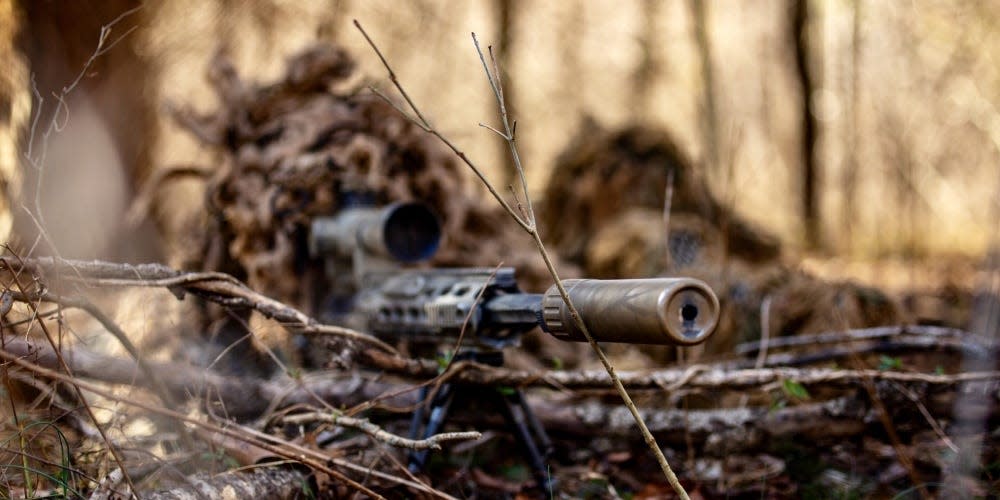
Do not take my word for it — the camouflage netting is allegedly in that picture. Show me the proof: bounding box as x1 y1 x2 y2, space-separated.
542 121 903 355
166 44 550 316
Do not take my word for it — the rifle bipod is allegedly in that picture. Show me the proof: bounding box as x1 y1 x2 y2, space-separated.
407 350 556 492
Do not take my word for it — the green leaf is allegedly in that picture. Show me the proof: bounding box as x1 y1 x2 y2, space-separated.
436 350 453 372
769 398 788 412
878 355 902 371
501 463 528 481
782 379 811 400
550 356 564 370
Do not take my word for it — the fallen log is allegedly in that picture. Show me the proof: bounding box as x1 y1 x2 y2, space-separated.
142 466 311 500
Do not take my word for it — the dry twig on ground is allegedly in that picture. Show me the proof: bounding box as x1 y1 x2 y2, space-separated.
0 256 395 354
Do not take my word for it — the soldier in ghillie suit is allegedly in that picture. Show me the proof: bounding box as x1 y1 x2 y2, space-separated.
540 121 900 360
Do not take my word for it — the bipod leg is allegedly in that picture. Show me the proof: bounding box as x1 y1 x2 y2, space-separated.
497 387 556 492
407 385 430 442
408 382 456 473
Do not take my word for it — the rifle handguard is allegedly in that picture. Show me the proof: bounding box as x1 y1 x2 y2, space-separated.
541 278 720 346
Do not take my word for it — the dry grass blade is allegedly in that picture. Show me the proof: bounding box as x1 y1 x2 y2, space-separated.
2 258 137 496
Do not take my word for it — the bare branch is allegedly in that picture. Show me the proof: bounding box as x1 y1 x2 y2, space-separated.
352 20 432 128
361 348 1000 391
142 467 309 500
353 21 531 232
354 25 703 496
1 266 138 495
0 256 397 354
736 324 983 355
368 86 430 132
477 122 510 140
280 412 480 450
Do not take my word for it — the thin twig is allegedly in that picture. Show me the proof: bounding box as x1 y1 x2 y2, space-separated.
0 256 396 353
353 20 531 233
735 324 979 355
22 4 143 262
361 347 1000 389
832 306 932 500
890 381 959 453
740 295 772 408
355 21 691 498
3 267 138 496
8 290 176 407
280 412 480 450
663 168 675 271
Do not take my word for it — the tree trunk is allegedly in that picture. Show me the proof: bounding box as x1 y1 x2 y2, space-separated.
689 0 721 174
842 0 862 255
496 0 521 189
791 0 822 250
632 0 661 121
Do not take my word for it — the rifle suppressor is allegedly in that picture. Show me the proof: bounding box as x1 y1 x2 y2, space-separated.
540 278 719 346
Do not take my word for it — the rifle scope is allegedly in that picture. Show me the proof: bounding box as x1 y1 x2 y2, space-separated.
310 201 720 347
310 202 441 263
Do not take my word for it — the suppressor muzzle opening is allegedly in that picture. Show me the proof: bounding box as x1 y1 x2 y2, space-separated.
658 284 719 345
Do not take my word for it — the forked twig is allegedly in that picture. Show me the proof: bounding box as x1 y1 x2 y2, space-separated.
354 20 691 498
354 21 530 234
22 5 143 267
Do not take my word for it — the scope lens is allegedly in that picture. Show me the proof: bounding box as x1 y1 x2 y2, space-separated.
382 203 442 262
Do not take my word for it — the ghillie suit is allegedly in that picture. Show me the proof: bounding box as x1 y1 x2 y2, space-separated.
541 122 901 358
162 44 549 371
542 120 782 275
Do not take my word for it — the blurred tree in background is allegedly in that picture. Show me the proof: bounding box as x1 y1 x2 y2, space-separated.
3 0 999 275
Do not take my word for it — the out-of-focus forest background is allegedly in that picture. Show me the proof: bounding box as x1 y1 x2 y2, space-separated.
5 0 999 270
2 0 1000 498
